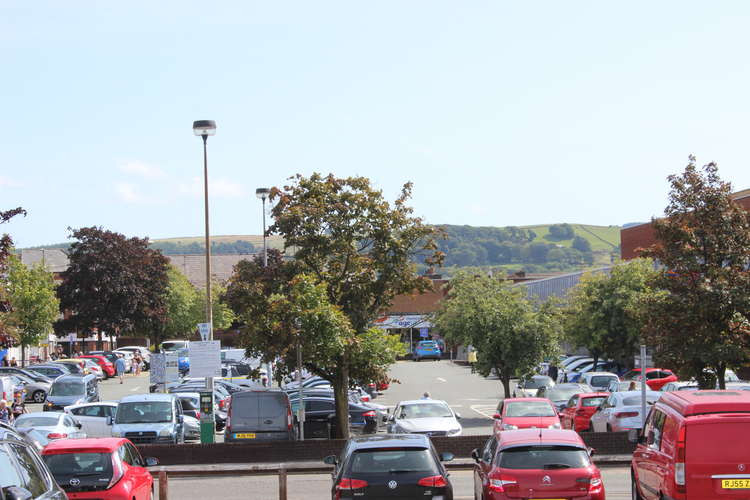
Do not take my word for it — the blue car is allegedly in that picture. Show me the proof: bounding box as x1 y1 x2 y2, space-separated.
413 340 442 361
177 348 190 374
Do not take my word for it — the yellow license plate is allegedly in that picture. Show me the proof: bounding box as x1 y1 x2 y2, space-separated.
234 433 256 439
722 479 750 489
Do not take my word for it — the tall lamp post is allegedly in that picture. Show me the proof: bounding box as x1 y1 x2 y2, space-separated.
193 119 216 444
256 187 270 267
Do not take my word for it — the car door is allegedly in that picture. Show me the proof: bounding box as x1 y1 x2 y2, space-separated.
633 408 665 500
590 396 609 432
69 405 104 437
122 442 152 499
474 436 497 499
62 414 85 438
561 395 578 429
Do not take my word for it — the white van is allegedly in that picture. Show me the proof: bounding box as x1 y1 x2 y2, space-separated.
0 376 15 402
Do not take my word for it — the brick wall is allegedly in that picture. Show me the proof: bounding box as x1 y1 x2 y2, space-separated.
137 432 634 465
620 223 656 260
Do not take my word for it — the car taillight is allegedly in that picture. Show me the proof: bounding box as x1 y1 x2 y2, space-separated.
360 395 370 402
46 433 67 439
336 478 368 490
488 474 516 492
362 411 376 417
675 425 686 492
577 474 603 491
417 475 447 487
195 411 200 419
287 406 293 431
615 411 639 418
108 453 124 489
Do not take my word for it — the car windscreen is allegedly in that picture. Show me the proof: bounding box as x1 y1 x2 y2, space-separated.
622 395 659 406
179 397 199 411
504 401 556 417
399 403 453 419
43 452 113 479
348 448 438 474
547 386 584 402
50 380 84 396
581 397 606 407
116 401 173 423
590 376 615 387
497 445 590 469
161 342 186 352
16 416 60 427
522 378 551 389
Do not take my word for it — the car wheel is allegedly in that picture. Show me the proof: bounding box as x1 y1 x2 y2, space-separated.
32 390 46 403
631 472 643 500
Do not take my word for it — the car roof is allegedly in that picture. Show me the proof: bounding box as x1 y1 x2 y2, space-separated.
172 392 201 399
396 399 450 406
585 372 618 377
577 392 610 398
52 374 88 382
503 397 552 404
43 437 127 454
19 411 63 419
659 389 750 416
496 428 585 450
67 401 118 408
120 393 175 403
348 434 431 450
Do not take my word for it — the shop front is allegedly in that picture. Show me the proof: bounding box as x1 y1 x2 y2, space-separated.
372 314 442 355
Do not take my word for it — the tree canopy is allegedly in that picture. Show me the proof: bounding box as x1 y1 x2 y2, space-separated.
0 207 27 341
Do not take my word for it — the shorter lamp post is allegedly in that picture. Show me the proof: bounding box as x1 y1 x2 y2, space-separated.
256 188 270 267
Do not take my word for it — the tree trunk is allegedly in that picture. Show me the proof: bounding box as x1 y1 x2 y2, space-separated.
500 374 511 400
332 366 351 439
716 364 726 390
97 330 103 352
592 354 599 371
21 344 26 368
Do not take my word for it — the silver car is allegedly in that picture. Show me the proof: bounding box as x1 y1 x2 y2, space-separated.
387 399 462 437
14 411 86 440
9 373 51 403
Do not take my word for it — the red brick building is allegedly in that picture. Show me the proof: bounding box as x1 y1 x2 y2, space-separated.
621 189 750 260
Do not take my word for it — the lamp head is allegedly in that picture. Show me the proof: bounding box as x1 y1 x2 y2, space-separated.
192 120 217 136
256 187 270 200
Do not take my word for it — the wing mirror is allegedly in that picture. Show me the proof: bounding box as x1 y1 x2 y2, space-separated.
587 447 596 456
2 486 33 500
454 412 461 420
470 448 480 463
323 455 338 465
145 457 159 467
75 422 82 429
492 413 501 420
106 416 113 426
439 452 454 462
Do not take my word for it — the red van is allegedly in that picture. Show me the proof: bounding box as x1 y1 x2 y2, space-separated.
631 390 750 499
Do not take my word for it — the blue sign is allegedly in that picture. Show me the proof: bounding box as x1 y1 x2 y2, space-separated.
419 327 429 338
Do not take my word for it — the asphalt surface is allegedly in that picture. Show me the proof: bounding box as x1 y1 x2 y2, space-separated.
159 467 632 500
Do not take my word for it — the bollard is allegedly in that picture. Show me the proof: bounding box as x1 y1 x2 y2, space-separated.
158 470 168 500
278 466 287 500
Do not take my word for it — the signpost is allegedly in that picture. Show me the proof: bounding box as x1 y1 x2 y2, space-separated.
640 344 648 428
197 323 211 342
189 341 221 378
419 327 429 338
150 353 179 392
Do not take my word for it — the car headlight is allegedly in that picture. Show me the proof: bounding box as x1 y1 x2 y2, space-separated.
159 428 172 437
111 431 121 437
502 424 518 430
447 428 462 435
548 423 561 429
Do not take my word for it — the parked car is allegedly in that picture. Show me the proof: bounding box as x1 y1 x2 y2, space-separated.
225 389 295 443
567 361 615 383
42 437 158 499
660 381 699 392
168 389 228 431
387 399 462 437
112 350 135 373
472 428 604 500
606 380 645 393
630 390 750 500
512 375 555 398
51 359 87 375
559 392 609 432
7 373 50 403
0 366 54 384
116 346 151 370
44 374 99 412
81 358 105 380
589 390 661 432
25 363 71 380
15 411 86 440
0 421 67 498
159 340 189 353
580 372 620 391
557 357 593 382
413 340 442 361
324 434 454 500
64 401 118 438
288 389 388 431
78 354 115 378
292 396 379 438
622 368 677 391
87 350 121 366
492 398 560 432
111 394 185 444
536 383 594 412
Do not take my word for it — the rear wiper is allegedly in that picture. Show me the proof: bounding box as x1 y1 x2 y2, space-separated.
66 472 102 477
389 469 418 473
543 463 571 469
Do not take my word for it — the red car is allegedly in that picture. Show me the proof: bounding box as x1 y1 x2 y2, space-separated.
623 368 677 391
559 392 609 432
472 428 605 500
79 355 116 378
493 397 561 432
42 438 158 500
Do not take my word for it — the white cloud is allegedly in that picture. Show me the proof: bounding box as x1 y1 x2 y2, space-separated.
178 176 246 199
118 161 166 179
115 182 145 203
0 176 22 188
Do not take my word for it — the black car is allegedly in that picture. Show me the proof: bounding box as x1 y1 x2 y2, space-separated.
291 396 378 438
288 389 389 431
0 422 67 499
324 434 453 500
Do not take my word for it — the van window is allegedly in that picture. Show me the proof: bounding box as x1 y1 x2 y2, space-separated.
232 395 260 418
50 380 84 396
259 395 286 418
645 410 666 450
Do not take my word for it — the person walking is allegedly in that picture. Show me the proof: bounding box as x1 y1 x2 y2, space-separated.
548 364 559 383
115 354 126 384
11 392 25 420
0 400 12 424
421 392 431 400
133 352 142 376
467 346 478 373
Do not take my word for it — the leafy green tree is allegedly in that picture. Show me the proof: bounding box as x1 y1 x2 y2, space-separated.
639 158 750 388
190 281 235 332
434 272 560 397
155 266 200 345
55 227 170 349
548 223 575 240
564 259 657 370
572 235 592 253
6 255 59 366
0 207 26 340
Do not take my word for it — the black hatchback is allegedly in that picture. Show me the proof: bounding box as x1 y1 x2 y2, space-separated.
324 434 454 499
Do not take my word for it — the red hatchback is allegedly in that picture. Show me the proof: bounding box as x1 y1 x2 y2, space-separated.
559 392 609 433
472 428 605 500
79 355 116 378
493 398 561 432
623 368 677 391
42 438 158 500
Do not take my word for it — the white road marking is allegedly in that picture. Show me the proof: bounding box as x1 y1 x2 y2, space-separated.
437 377 447 382
130 387 141 392
470 404 497 420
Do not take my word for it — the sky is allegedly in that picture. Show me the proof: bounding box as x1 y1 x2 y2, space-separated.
3 1 750 247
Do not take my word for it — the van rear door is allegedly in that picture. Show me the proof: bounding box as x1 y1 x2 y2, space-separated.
256 393 289 439
686 414 750 498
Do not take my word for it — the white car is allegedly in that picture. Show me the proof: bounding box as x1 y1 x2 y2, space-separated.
113 351 134 372
14 411 87 440
81 358 104 380
512 375 555 398
116 346 151 369
589 390 661 432
580 372 620 392
182 414 200 440
63 401 118 438
660 381 699 392
387 399 462 437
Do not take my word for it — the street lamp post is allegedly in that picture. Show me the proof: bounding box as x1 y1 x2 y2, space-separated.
193 119 216 444
256 188 270 267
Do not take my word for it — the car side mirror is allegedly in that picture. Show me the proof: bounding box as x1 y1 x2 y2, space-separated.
106 416 113 426
587 447 596 456
454 413 461 420
470 448 480 463
492 413 501 420
2 486 33 500
145 457 159 467
178 415 184 424
440 452 454 462
323 455 338 465
76 422 82 429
